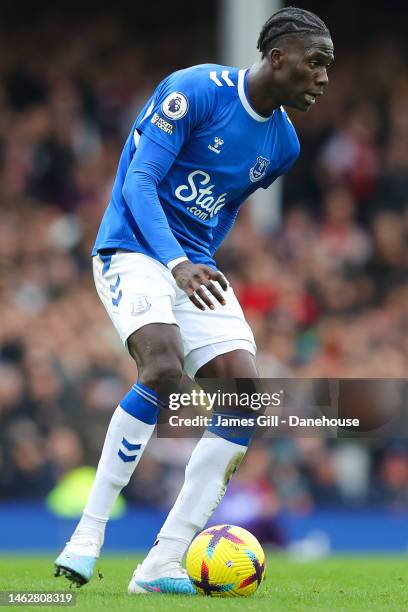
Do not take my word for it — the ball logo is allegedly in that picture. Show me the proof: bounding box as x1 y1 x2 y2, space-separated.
162 92 189 120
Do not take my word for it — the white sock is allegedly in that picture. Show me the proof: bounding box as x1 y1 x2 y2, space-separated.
68 405 156 555
141 433 247 571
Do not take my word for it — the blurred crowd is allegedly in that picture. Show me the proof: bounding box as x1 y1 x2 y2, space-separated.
0 10 407 530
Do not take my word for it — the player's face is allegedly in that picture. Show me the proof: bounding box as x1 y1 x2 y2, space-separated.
274 36 334 112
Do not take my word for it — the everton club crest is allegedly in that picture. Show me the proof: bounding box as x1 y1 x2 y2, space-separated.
249 156 270 182
131 295 151 316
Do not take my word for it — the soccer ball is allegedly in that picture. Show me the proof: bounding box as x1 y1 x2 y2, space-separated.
186 524 266 597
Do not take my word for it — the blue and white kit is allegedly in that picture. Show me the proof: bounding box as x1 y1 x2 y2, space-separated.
92 64 300 375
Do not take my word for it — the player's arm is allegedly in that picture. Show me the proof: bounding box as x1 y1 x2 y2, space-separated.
122 133 227 310
122 134 184 264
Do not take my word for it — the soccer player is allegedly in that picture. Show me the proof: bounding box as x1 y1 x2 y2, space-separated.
55 7 333 594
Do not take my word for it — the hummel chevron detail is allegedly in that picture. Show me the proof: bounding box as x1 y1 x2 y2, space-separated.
118 449 136 462
210 71 222 86
110 274 123 306
121 438 142 452
221 70 234 86
118 437 141 462
110 275 121 292
209 71 235 87
111 290 122 307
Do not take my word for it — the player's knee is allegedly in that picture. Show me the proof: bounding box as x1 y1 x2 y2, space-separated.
139 357 183 393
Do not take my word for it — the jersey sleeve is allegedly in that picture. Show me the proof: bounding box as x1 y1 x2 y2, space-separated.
136 68 215 157
122 133 186 265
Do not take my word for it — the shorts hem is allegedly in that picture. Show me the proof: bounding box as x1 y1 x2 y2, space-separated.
184 339 256 379
184 335 256 355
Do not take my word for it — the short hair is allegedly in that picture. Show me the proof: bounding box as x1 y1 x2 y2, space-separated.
257 6 331 57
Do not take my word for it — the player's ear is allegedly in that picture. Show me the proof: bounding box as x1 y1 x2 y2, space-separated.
269 48 284 70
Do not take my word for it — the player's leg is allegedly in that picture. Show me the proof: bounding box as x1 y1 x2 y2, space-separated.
132 349 259 584
55 251 188 588
55 323 184 585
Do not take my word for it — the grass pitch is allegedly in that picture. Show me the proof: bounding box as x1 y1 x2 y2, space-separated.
0 554 406 611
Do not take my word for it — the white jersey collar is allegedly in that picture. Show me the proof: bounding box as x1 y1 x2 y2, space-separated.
238 68 271 123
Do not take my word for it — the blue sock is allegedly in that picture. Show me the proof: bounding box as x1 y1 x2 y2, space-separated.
80 382 163 524
207 411 255 447
120 381 165 424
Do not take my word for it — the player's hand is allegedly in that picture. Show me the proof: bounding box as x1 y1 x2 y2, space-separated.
171 261 228 311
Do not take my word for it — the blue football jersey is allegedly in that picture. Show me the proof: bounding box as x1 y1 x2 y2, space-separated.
93 63 300 266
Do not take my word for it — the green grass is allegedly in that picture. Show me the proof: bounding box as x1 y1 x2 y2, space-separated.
0 554 407 611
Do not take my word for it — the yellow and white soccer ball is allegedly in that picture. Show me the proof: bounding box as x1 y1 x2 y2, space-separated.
186 524 266 597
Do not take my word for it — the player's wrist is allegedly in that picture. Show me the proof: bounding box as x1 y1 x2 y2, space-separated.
167 256 189 272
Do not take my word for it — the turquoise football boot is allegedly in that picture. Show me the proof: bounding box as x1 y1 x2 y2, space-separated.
128 564 196 595
54 550 96 587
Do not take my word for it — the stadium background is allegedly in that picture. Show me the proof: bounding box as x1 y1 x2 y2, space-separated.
0 0 407 554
